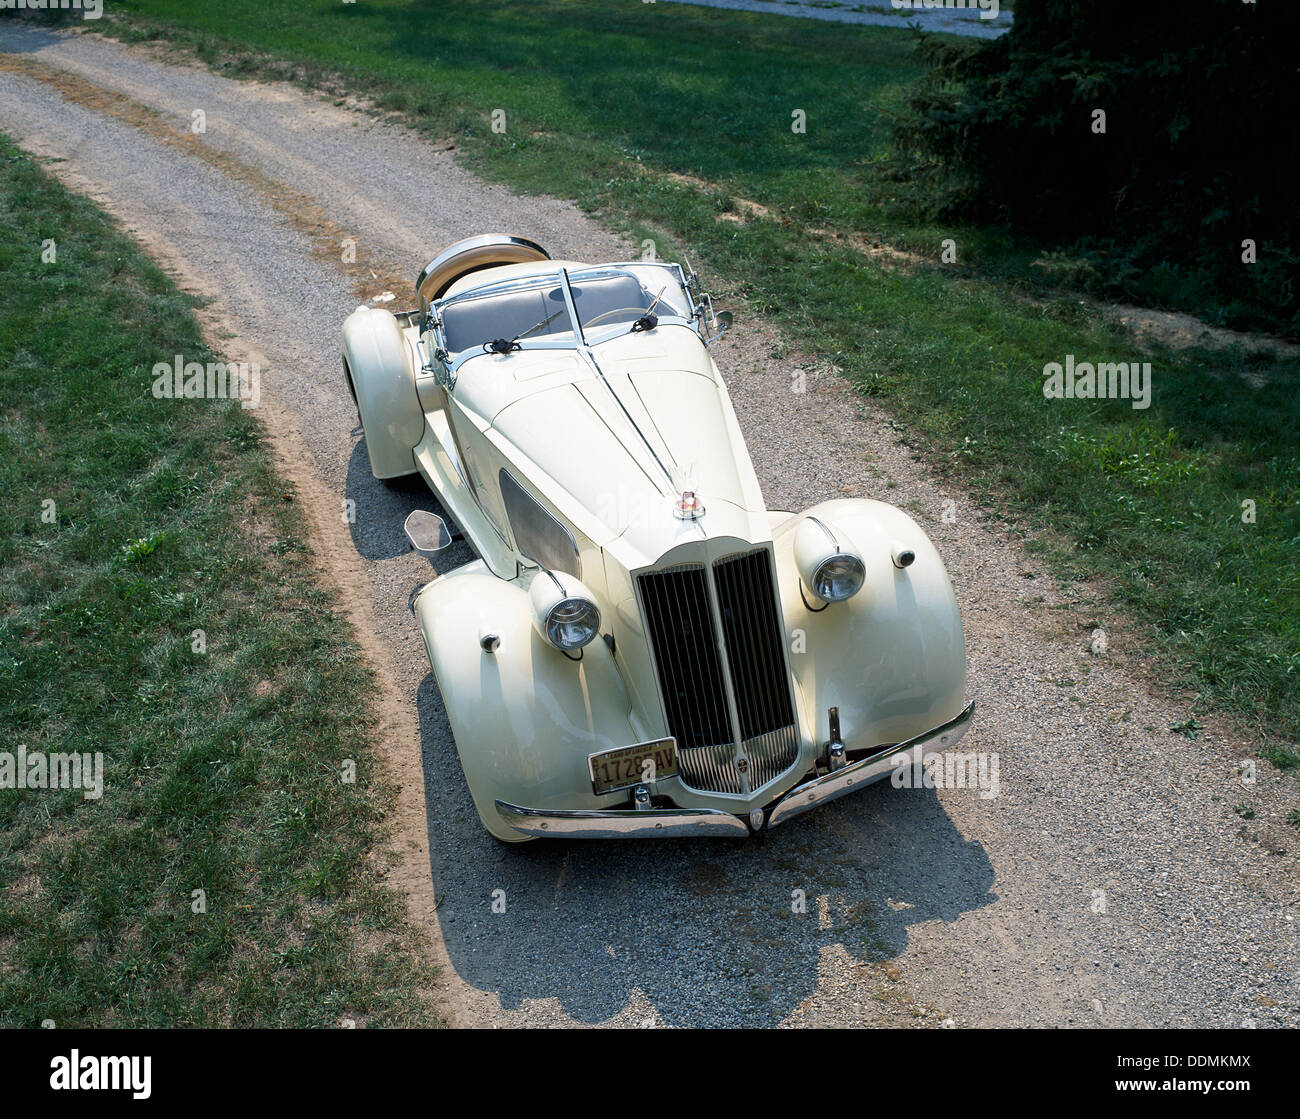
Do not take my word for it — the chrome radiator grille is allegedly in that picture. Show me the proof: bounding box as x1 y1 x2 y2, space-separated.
637 548 798 795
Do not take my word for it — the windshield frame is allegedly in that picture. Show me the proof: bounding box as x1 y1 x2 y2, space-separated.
427 261 702 377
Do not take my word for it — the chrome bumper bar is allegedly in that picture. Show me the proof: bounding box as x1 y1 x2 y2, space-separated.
495 700 974 839
494 801 751 839
767 699 975 829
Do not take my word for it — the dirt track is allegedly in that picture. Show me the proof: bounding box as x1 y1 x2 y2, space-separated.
2 24 1296 1028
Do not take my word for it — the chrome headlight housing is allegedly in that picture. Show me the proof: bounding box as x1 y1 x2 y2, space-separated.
811 553 866 603
528 571 601 651
544 596 601 650
794 516 866 604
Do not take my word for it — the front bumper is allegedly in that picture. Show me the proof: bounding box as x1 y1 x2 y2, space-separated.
766 699 974 828
495 700 975 839
493 801 751 839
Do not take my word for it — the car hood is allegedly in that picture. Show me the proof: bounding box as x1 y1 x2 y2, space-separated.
471 326 771 570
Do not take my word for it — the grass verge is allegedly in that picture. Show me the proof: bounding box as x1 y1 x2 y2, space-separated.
0 132 440 1027
40 1 1300 755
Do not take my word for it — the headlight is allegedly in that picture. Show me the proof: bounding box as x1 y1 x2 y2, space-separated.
528 571 601 651
811 553 865 602
794 516 866 604
544 596 601 650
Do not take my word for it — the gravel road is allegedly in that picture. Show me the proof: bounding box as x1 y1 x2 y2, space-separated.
2 23 1295 1029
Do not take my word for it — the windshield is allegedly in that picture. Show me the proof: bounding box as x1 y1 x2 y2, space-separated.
438 263 694 356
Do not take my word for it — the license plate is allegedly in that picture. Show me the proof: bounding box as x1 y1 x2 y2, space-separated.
588 738 678 795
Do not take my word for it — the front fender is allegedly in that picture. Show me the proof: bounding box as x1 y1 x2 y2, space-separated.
415 565 639 842
775 499 967 754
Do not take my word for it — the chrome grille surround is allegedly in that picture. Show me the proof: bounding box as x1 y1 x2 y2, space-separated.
636 547 800 796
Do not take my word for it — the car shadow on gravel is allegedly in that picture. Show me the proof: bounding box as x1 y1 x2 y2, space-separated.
0 24 63 53
416 675 996 1026
345 438 459 561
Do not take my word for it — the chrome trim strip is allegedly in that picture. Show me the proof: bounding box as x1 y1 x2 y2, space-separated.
494 800 750 838
805 515 839 551
580 347 676 489
767 700 976 830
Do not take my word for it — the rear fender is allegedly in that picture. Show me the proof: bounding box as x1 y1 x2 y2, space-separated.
341 306 422 479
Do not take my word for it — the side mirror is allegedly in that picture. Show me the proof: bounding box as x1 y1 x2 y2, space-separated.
404 509 452 558
707 310 734 345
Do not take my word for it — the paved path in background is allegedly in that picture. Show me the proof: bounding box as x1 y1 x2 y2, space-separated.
1 23 1295 1029
661 0 1012 38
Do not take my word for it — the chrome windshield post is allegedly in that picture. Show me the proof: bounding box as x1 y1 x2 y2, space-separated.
681 255 699 299
557 267 586 348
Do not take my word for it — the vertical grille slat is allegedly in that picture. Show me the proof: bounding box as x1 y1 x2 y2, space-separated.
638 547 800 797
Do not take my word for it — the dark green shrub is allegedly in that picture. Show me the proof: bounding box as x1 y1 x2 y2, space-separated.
891 0 1299 335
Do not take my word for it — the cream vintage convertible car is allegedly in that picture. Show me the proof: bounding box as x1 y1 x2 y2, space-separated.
342 235 973 842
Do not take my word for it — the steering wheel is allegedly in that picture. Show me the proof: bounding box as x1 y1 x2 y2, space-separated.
583 306 654 328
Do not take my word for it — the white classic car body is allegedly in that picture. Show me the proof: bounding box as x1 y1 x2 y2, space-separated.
342 235 973 842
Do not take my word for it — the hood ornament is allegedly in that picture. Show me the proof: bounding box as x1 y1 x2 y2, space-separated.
673 490 705 520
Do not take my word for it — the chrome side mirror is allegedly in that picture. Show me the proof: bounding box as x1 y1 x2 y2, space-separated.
706 310 734 345
404 509 452 558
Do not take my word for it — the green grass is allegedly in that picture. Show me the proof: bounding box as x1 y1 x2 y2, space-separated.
0 133 440 1027
81 1 1300 756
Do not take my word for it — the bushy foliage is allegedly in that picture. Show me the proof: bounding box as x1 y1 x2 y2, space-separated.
891 0 1299 335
